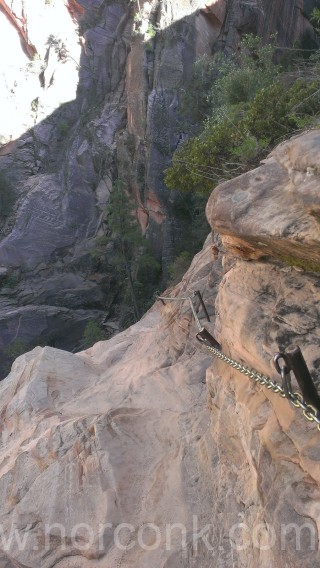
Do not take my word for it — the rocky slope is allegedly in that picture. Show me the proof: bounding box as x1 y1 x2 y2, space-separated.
0 129 319 567
0 0 318 370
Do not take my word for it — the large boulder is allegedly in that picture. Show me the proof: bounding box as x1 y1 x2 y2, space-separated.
206 130 320 271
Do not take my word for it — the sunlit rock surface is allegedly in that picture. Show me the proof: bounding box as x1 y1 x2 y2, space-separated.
0 238 220 568
206 130 320 270
0 130 319 567
0 0 81 143
0 0 317 367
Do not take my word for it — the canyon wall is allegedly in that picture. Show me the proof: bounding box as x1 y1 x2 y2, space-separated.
0 0 318 369
0 129 319 567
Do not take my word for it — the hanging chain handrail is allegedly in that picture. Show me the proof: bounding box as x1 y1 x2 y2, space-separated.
156 291 320 432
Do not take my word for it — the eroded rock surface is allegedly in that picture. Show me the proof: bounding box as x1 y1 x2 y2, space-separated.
0 0 317 368
206 130 320 270
0 130 320 567
0 237 221 568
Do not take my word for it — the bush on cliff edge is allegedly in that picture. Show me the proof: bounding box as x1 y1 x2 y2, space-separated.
165 34 320 195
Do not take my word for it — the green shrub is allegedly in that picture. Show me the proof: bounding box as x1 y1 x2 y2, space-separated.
179 34 277 126
5 340 28 360
136 253 161 285
0 172 15 219
146 24 156 39
166 72 320 195
1 274 19 289
231 135 267 161
244 79 320 142
242 82 293 142
3 340 29 375
165 119 244 194
165 34 283 194
91 235 108 260
209 34 280 120
168 251 192 284
288 79 320 120
311 8 320 29
81 321 107 348
180 55 218 123
57 121 70 137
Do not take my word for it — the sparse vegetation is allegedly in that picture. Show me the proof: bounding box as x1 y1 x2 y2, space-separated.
46 35 69 62
0 172 15 221
311 8 320 31
1 274 19 289
81 321 107 348
168 251 192 285
91 182 163 327
57 121 70 137
146 24 156 39
106 182 144 322
3 340 29 376
165 34 320 195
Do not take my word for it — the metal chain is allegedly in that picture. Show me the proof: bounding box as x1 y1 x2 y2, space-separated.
156 292 320 432
202 342 320 432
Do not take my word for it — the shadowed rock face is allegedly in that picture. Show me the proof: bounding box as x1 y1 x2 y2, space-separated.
0 130 319 567
0 0 317 366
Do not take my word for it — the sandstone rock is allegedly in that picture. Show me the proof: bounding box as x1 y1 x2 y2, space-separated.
0 237 220 567
0 12 320 566
206 130 320 272
0 131 320 566
0 304 104 366
0 174 97 269
203 131 320 568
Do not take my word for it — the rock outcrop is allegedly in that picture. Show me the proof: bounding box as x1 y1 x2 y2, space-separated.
205 130 320 567
0 0 318 369
206 129 320 271
0 129 319 567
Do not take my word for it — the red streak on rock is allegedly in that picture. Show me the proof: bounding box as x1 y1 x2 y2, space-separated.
0 140 18 155
0 0 37 58
65 0 84 22
199 2 225 26
137 207 149 234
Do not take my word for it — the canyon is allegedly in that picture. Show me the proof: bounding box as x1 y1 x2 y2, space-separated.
0 0 317 368
0 1 320 567
0 128 319 566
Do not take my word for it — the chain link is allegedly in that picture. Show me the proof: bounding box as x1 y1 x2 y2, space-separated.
204 345 285 395
157 292 320 432
203 345 320 432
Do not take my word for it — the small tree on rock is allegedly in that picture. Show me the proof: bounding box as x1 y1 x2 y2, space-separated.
107 182 144 322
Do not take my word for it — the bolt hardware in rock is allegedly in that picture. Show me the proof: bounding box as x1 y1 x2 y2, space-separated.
277 346 320 412
156 291 320 432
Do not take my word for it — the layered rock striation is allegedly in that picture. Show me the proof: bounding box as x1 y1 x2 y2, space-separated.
0 130 319 567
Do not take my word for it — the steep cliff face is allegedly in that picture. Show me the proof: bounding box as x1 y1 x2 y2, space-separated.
204 129 320 568
0 0 318 365
0 130 319 567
